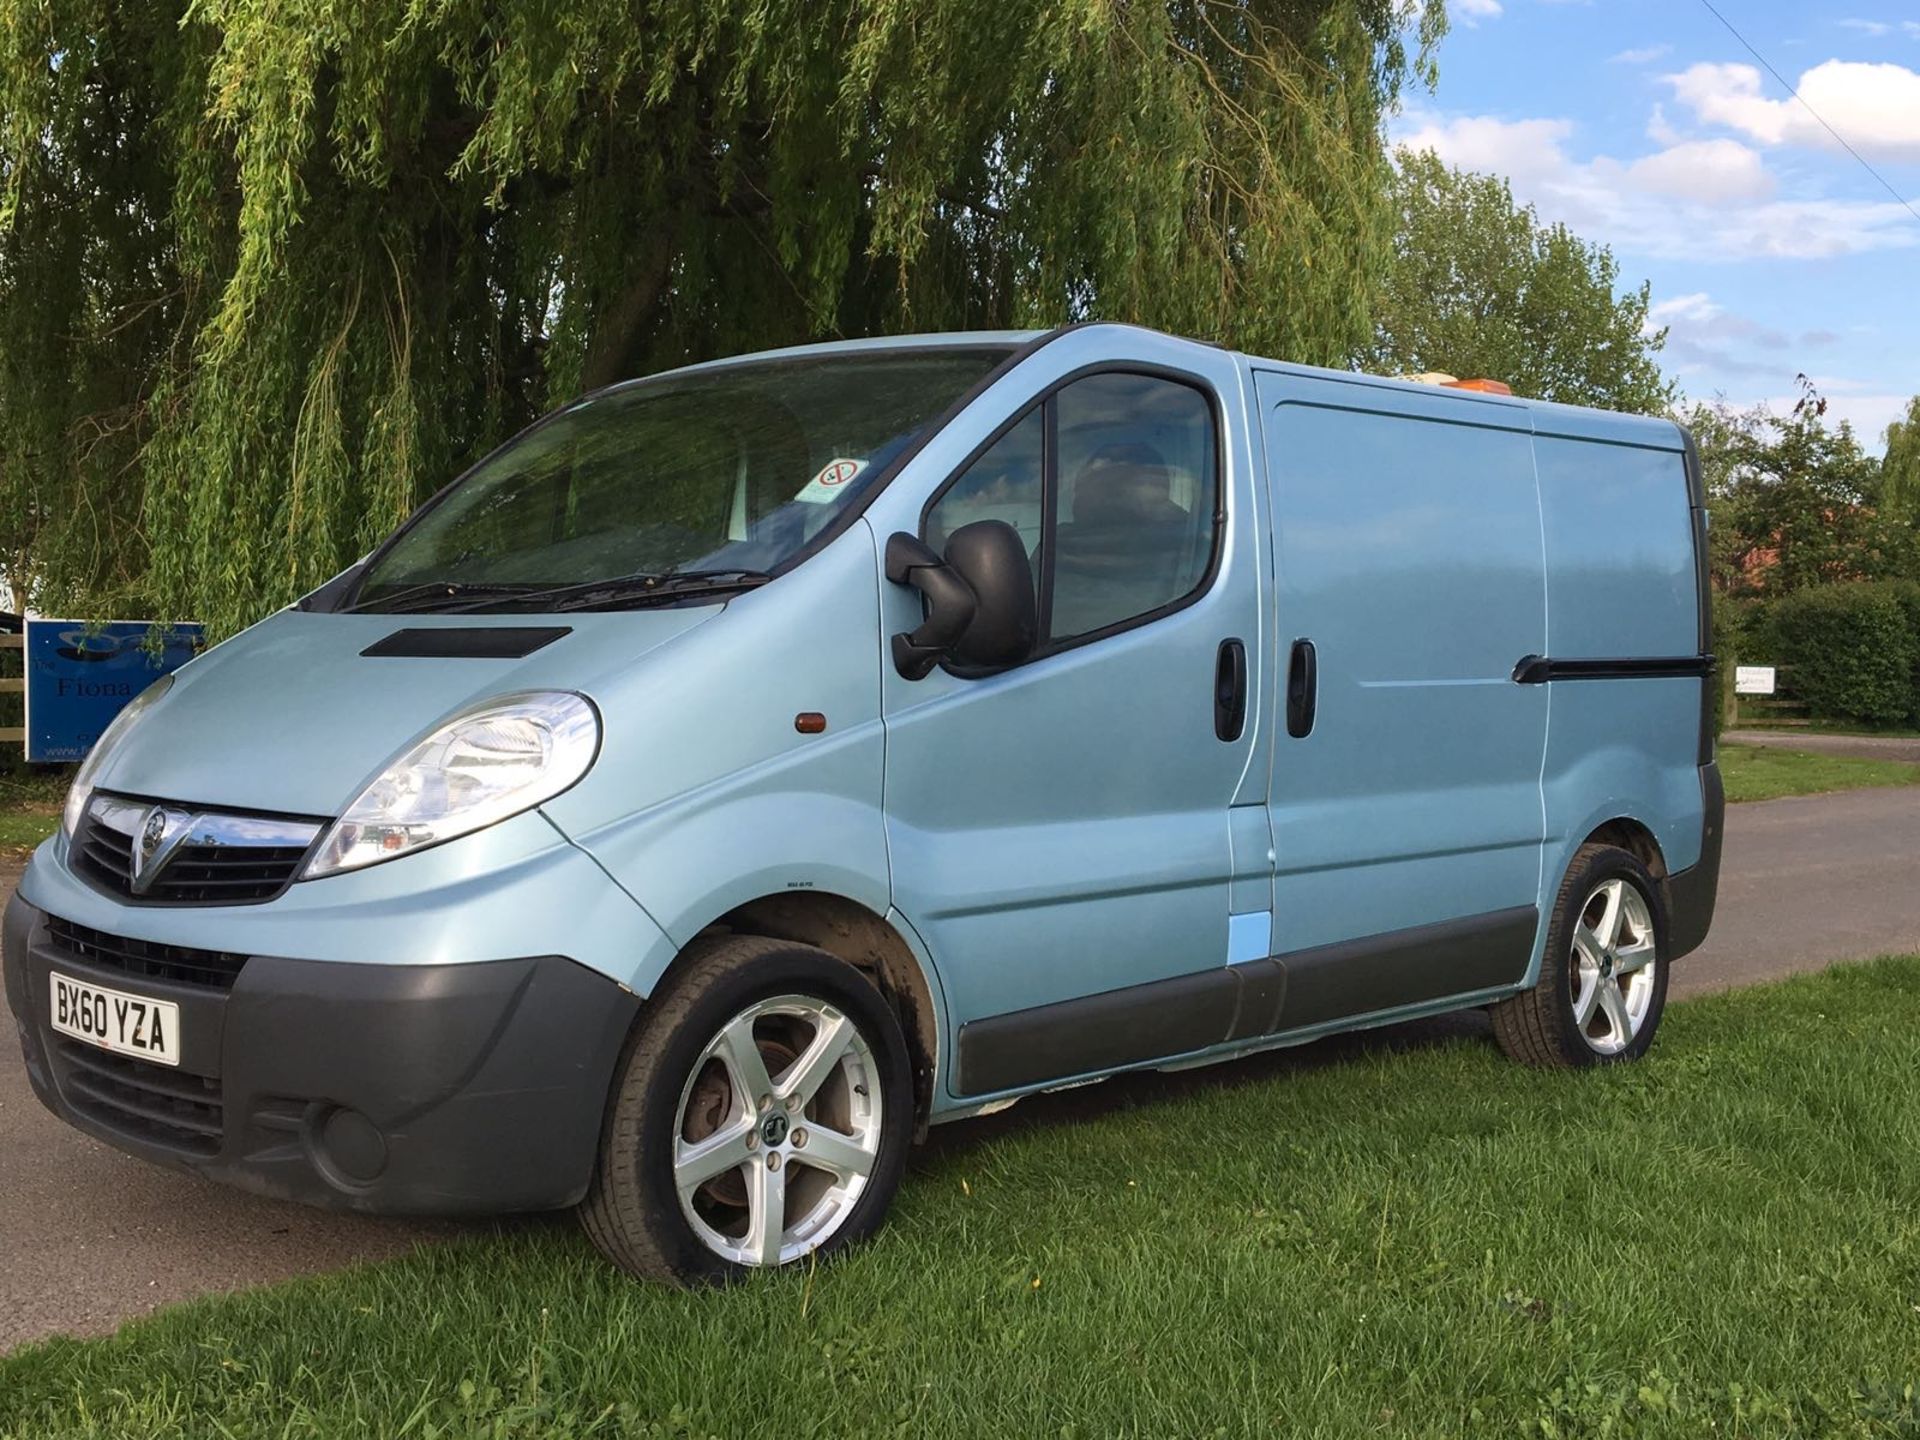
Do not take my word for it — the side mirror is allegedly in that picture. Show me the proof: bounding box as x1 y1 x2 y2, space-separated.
944 520 1037 669
885 522 1036 679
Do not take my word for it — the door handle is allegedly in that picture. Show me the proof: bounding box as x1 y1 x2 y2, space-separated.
1286 638 1317 738
1214 638 1247 742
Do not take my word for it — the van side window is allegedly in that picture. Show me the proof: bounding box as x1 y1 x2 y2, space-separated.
1049 373 1217 641
921 371 1220 664
925 408 1045 610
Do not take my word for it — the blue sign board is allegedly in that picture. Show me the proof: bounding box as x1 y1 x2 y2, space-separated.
24 620 205 763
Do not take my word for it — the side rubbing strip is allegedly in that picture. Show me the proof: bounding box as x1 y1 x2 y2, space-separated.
955 967 1244 1096
1512 654 1714 684
952 905 1539 1097
1273 905 1537 1032
362 626 572 659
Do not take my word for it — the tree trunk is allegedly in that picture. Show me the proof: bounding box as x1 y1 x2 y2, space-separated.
579 233 675 392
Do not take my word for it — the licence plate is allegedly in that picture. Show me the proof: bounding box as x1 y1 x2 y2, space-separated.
49 972 181 1067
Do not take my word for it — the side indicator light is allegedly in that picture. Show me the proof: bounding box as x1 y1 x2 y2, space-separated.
794 712 827 734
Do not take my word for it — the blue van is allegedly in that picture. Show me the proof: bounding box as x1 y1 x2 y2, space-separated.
4 324 1721 1282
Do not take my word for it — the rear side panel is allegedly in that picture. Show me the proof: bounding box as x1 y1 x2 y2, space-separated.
1534 427 1708 903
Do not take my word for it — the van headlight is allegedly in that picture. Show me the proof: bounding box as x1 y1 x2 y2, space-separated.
62 674 174 838
304 692 600 879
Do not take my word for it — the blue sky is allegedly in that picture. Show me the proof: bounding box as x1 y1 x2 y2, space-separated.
1395 0 1919 448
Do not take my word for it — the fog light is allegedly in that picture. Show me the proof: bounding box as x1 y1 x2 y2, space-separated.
314 1106 388 1183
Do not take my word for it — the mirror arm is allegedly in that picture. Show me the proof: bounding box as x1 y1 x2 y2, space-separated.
885 532 977 680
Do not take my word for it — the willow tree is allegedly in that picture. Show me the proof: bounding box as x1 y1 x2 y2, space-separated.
1 0 1443 635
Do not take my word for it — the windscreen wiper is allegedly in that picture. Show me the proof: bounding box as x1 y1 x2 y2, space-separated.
439 568 773 614
344 581 538 614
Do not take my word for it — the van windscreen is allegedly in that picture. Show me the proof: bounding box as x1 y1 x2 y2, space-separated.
349 346 1011 612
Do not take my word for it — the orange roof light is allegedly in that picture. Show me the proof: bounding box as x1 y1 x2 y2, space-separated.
1442 377 1513 395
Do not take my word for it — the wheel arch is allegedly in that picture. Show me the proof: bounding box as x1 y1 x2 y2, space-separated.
678 891 943 1134
1525 814 1673 987
1581 816 1669 882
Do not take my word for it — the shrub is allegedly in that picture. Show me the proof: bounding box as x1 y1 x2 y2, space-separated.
1763 582 1918 727
1710 595 1760 737
1890 580 1920 725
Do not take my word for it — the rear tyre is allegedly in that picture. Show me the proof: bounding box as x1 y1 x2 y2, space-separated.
580 934 913 1284
1491 842 1669 1068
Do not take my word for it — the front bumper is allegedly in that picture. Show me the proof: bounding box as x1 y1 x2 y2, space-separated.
4 891 637 1214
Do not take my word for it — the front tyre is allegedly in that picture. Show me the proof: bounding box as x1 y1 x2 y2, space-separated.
1491 842 1670 1068
580 935 914 1284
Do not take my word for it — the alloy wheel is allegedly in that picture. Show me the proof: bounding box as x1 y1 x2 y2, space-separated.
671 995 882 1267
1568 877 1658 1055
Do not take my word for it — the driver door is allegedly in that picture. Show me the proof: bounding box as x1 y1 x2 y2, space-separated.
875 349 1270 1100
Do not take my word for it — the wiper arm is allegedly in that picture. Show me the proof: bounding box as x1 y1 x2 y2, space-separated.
345 581 536 614
548 569 773 612
442 569 773 614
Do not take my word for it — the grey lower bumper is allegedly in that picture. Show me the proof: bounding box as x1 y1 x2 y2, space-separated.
1666 760 1724 961
4 889 638 1214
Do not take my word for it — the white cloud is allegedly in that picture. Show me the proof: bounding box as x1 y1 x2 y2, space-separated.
1835 18 1920 39
1613 44 1673 64
1397 114 1574 183
1668 59 1920 161
1627 139 1776 203
1830 394 1913 447
1644 292 1796 381
1396 110 1917 260
1678 343 1904 449
1454 0 1503 21
1646 292 1719 329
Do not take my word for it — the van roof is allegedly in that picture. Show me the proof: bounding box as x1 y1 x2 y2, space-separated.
618 324 1685 452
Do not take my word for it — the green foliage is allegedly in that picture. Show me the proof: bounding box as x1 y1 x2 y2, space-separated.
1884 394 1920 532
0 0 1446 636
1889 579 1920 723
1764 582 1918 728
1366 150 1673 413
1709 595 1758 737
1689 395 1908 601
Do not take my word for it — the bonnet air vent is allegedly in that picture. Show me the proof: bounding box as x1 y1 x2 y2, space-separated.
360 626 572 659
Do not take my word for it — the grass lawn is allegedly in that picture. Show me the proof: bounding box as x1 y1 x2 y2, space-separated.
1719 741 1920 804
4 960 1920 1438
0 775 61 856
1806 720 1920 739
0 808 56 855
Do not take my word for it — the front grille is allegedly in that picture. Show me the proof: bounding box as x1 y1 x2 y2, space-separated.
54 1039 224 1156
71 798 321 906
46 915 249 992
73 820 135 890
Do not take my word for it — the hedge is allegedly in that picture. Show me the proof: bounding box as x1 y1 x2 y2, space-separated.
1761 582 1920 728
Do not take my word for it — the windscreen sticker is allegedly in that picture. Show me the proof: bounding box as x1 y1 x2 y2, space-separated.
793 457 867 505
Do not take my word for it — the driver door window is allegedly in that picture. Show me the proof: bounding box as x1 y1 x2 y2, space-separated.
924 371 1219 657
925 408 1045 613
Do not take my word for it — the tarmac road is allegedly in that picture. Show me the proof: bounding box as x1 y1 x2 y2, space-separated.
0 855 467 1353
3 781 1918 1352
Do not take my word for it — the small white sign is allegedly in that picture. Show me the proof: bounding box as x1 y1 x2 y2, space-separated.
793 457 866 505
1735 665 1777 696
